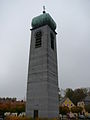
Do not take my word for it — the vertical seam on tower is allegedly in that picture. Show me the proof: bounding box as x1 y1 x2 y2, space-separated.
47 25 48 116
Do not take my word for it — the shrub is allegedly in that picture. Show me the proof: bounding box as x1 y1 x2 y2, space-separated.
59 106 69 115
5 116 30 120
5 116 58 120
71 106 83 114
85 104 90 113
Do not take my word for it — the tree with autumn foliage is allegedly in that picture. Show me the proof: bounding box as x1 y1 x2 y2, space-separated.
5 116 58 120
0 101 25 115
5 116 31 120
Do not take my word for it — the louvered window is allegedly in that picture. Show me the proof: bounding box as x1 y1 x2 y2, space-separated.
35 31 42 48
51 33 54 50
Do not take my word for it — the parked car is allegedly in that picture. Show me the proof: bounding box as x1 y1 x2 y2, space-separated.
0 118 3 120
78 114 85 119
86 115 90 119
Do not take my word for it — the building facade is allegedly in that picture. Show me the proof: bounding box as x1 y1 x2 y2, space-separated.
26 11 59 118
60 97 75 109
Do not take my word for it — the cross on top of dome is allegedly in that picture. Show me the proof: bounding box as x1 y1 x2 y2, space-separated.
43 6 46 13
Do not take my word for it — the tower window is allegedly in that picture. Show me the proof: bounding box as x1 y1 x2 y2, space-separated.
50 33 54 50
35 31 42 48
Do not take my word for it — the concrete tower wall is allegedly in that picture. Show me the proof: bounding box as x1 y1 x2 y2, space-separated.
26 25 59 118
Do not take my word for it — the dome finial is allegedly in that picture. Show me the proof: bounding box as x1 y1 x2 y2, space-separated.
43 6 46 13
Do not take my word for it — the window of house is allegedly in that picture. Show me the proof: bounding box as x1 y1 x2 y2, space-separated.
50 33 54 50
35 30 42 48
67 104 69 107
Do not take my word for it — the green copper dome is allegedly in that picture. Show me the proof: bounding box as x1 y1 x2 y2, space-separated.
31 13 56 31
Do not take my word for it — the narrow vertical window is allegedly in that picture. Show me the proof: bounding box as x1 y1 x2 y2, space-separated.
50 33 54 50
35 31 42 48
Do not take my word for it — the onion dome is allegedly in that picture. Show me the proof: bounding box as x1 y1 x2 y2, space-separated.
31 13 56 31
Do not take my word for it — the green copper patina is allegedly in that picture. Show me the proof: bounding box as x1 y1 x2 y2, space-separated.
31 13 56 31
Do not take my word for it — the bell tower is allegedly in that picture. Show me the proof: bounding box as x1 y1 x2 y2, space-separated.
26 10 59 118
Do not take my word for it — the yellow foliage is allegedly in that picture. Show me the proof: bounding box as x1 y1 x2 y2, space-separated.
5 116 58 120
39 118 58 120
5 116 30 120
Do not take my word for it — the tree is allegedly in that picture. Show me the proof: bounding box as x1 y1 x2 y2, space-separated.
15 104 25 115
5 116 31 120
65 88 87 105
73 88 87 105
0 101 25 115
65 88 74 102
59 106 69 115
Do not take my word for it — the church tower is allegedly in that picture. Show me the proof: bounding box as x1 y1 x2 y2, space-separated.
26 9 59 118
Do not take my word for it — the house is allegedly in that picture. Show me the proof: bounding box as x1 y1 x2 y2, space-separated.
60 97 75 109
77 101 85 108
77 101 85 113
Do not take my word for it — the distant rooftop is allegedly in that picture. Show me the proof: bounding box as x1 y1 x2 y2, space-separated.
84 95 90 105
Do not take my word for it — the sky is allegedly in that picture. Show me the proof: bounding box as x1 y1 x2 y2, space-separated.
0 0 90 100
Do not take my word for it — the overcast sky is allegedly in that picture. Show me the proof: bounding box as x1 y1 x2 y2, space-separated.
0 0 90 100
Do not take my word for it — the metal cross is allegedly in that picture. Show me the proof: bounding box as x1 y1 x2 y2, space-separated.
43 6 46 13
